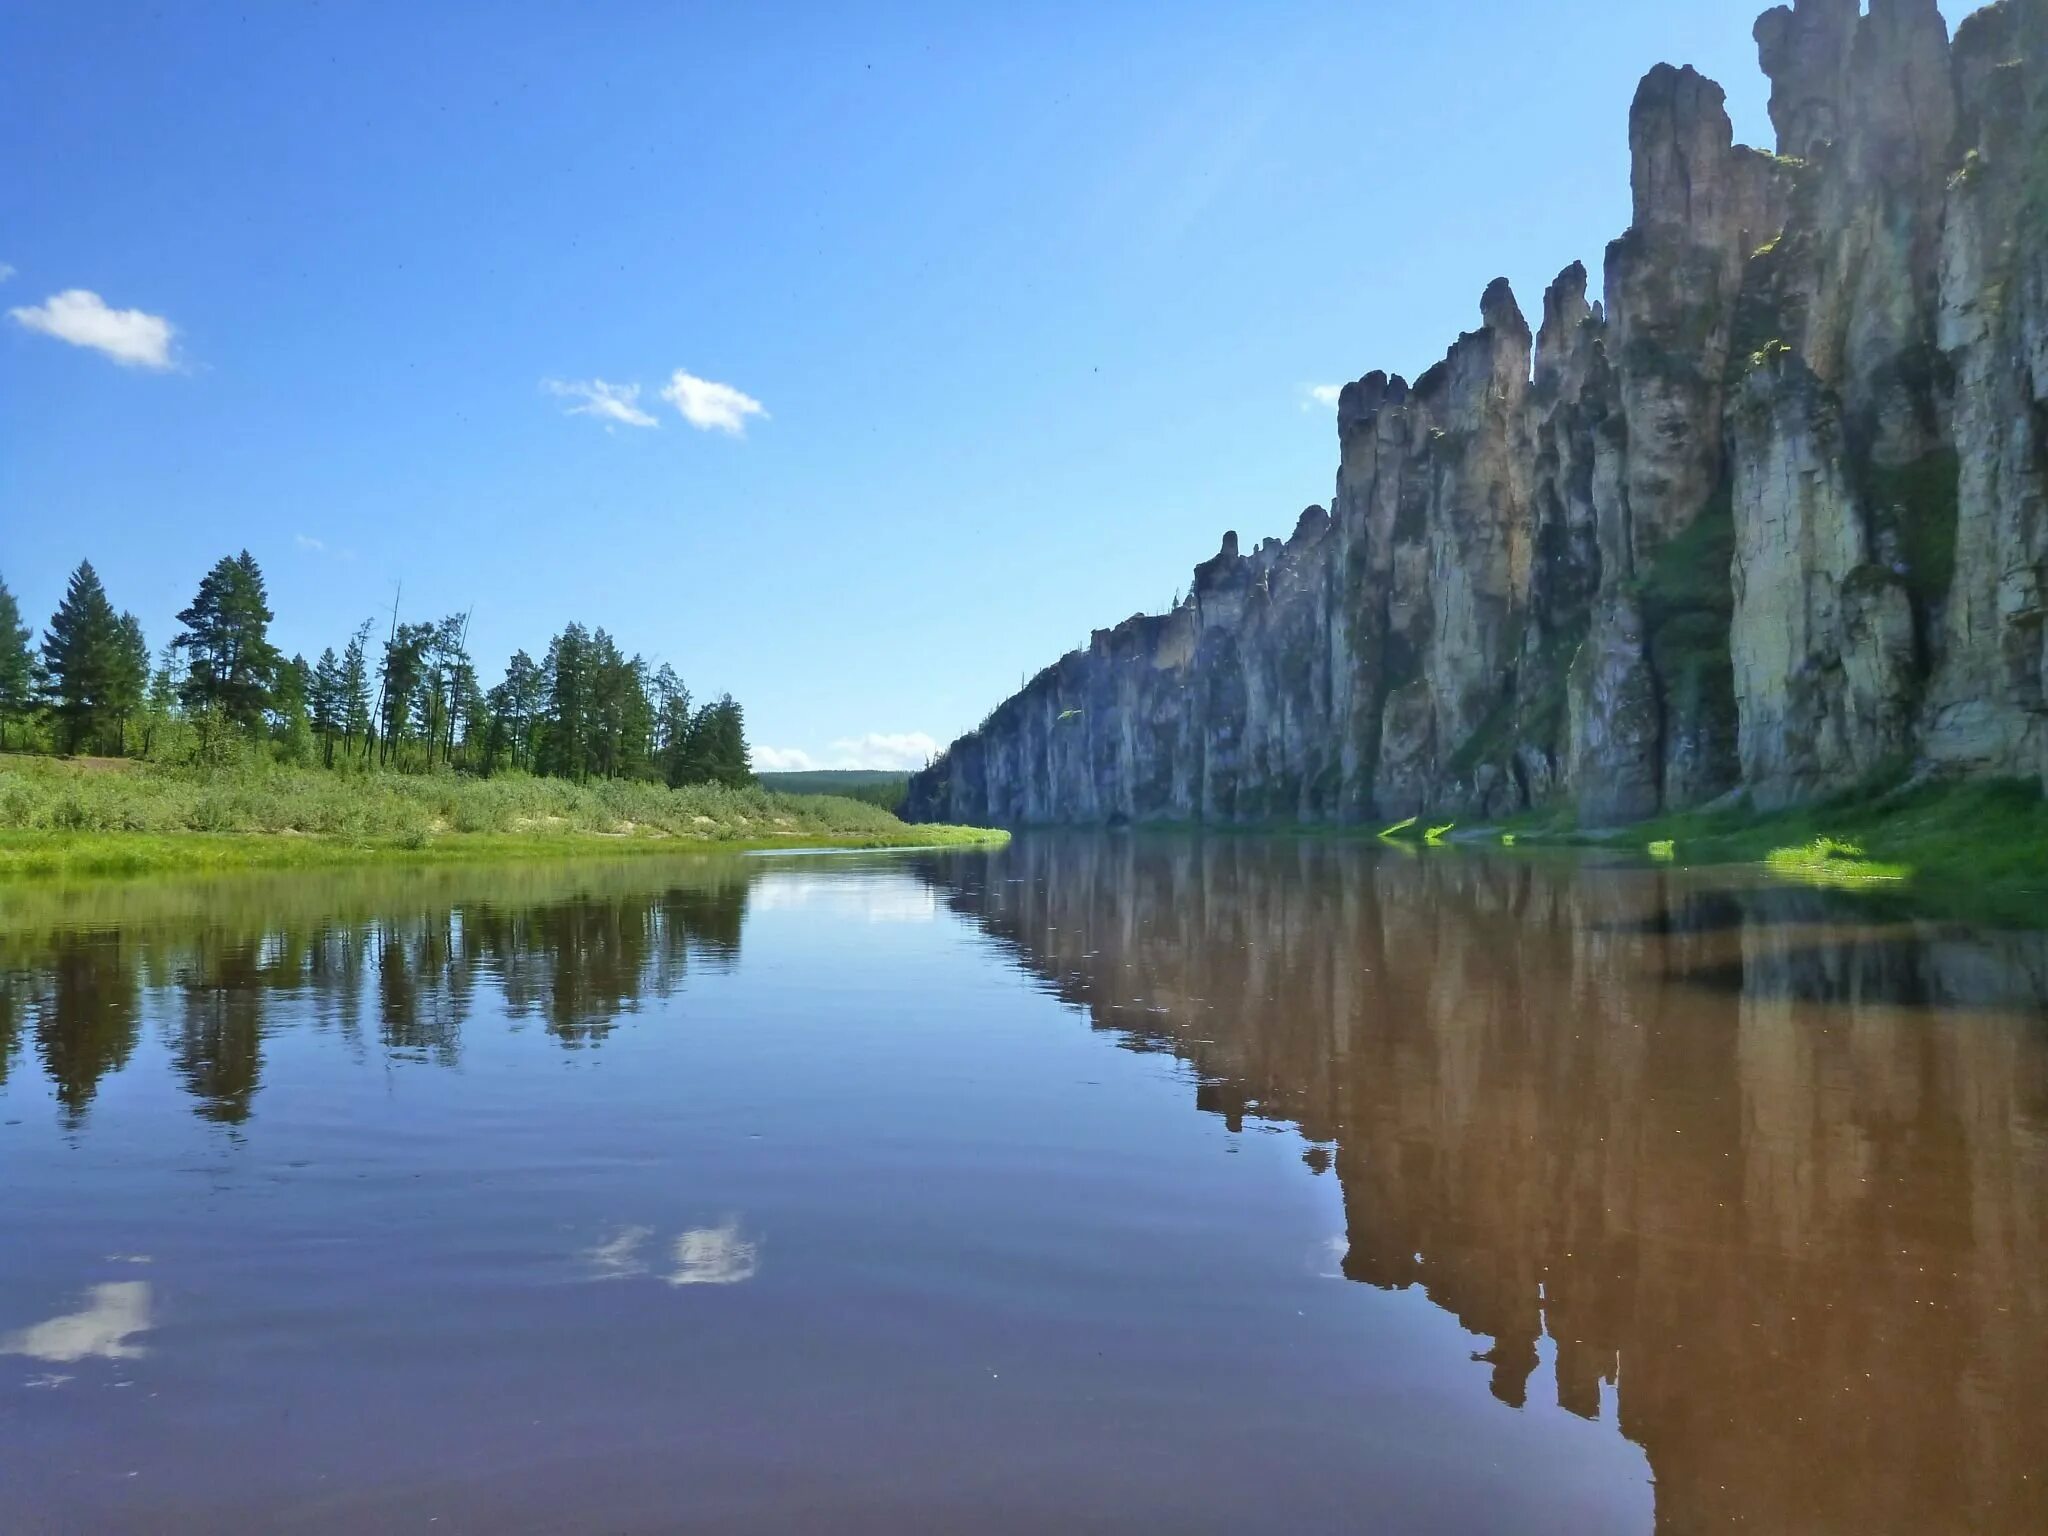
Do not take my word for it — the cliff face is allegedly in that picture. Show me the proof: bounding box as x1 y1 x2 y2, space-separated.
908 0 2048 828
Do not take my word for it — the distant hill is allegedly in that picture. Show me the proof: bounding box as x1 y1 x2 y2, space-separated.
755 770 910 813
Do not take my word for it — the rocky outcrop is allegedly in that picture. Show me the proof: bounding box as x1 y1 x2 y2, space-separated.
908 1 2048 828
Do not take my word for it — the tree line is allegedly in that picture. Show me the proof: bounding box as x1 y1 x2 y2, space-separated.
0 555 753 787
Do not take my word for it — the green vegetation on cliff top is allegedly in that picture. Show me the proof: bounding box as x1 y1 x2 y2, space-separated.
0 755 1004 879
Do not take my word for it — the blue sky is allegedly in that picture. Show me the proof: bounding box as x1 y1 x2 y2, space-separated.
0 1 1983 770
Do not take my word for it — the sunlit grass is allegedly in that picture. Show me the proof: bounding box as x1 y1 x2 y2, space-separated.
1378 815 1419 840
1495 774 2045 914
1763 837 1909 886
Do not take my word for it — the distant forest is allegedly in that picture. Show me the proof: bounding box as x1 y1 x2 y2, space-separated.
0 554 752 787
754 770 909 813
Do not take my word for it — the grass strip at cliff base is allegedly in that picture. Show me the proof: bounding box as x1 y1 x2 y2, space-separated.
1490 774 2048 911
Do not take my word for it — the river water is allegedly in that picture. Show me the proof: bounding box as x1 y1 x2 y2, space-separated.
2 838 2043 1534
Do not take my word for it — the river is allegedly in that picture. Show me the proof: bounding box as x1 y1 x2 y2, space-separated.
2 838 2043 1533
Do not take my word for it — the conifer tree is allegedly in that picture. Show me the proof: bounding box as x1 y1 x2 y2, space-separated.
0 574 34 751
309 648 344 765
40 562 124 754
174 551 283 730
340 619 374 761
110 614 150 755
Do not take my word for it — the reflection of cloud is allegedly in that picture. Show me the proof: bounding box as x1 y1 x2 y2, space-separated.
751 874 937 924
668 1221 759 1286
2 1282 153 1362
585 1225 654 1280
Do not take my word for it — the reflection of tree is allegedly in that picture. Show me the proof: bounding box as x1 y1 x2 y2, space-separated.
33 930 142 1127
2 861 758 1129
478 872 752 1045
920 836 2048 1536
376 913 468 1064
171 934 266 1125
0 969 25 1092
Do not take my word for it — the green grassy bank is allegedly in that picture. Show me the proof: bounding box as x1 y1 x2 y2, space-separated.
0 755 1005 879
1460 774 2048 918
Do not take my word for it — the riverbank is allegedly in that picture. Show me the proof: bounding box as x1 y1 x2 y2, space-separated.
0 757 1006 879
1470 774 2048 919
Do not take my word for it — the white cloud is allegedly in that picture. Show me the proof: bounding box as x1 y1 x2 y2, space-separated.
0 263 15 283
9 289 177 370
1303 383 1342 411
661 368 766 435
1 1282 153 1363
752 745 819 773
753 732 941 774
829 731 940 771
543 377 657 429
295 534 327 554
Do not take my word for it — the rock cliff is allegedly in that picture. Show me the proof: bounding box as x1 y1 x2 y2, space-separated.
907 0 2048 828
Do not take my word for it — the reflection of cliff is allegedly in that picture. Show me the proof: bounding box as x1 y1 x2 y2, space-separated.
0 862 758 1127
920 837 2048 1535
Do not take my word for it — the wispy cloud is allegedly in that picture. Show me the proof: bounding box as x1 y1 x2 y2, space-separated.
9 289 177 370
542 377 657 429
294 533 354 563
661 369 766 435
754 732 941 774
0 263 15 284
1302 383 1342 411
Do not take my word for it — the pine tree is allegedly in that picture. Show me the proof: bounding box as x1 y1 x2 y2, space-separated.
309 648 344 765
340 619 374 761
541 624 593 781
378 622 433 767
0 574 35 751
652 665 694 788
703 695 753 787
174 551 283 730
273 653 314 766
109 614 150 756
40 562 125 754
676 694 752 788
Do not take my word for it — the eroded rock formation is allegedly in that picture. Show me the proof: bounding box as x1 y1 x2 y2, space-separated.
908 0 2048 827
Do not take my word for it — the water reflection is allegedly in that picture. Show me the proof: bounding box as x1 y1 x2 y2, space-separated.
2 843 2044 1531
668 1221 760 1287
1 1282 154 1363
914 837 2048 1536
0 861 759 1128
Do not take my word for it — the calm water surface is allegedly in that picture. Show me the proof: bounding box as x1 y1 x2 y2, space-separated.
3 838 2045 1534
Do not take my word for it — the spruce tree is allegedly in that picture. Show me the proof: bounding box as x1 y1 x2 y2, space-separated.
0 575 34 750
174 550 283 730
110 614 149 755
40 562 124 754
309 648 344 765
340 619 374 760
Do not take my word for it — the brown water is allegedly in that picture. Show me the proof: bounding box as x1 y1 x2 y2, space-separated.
2 838 2044 1534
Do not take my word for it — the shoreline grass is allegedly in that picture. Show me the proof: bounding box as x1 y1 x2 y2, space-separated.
1489 773 2048 919
0 756 1006 880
